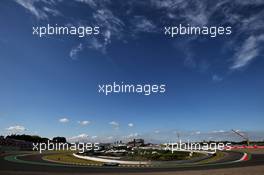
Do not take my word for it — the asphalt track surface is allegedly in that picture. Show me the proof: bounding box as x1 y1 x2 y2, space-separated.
0 152 264 174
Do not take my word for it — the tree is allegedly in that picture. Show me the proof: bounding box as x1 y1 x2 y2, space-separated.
52 137 66 143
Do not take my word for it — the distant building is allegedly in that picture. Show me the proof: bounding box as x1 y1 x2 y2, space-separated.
97 143 111 151
127 138 144 147
113 144 127 150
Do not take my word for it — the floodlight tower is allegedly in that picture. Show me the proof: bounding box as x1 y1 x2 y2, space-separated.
231 129 250 146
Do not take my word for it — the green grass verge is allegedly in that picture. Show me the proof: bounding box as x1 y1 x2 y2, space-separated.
43 153 101 165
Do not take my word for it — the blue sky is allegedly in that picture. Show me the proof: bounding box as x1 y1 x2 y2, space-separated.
0 0 264 142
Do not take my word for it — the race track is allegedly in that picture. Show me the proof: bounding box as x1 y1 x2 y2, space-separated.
0 151 264 174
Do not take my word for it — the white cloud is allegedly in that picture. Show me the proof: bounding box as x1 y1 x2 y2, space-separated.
212 74 223 82
236 0 264 5
88 8 124 53
59 118 69 123
195 131 201 135
183 2 209 26
231 35 264 69
75 0 97 8
88 30 111 53
132 16 156 33
212 130 225 133
104 30 111 44
151 0 208 26
14 0 264 73
154 130 160 134
107 136 113 140
43 7 61 16
189 131 201 135
109 121 119 129
88 38 106 52
91 135 97 139
149 0 264 71
74 133 88 138
75 0 111 9
93 9 124 33
78 120 90 126
128 123 134 127
70 43 83 59
6 125 27 133
15 0 59 20
68 133 89 142
240 11 264 32
15 0 47 19
126 133 139 139
150 0 186 9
